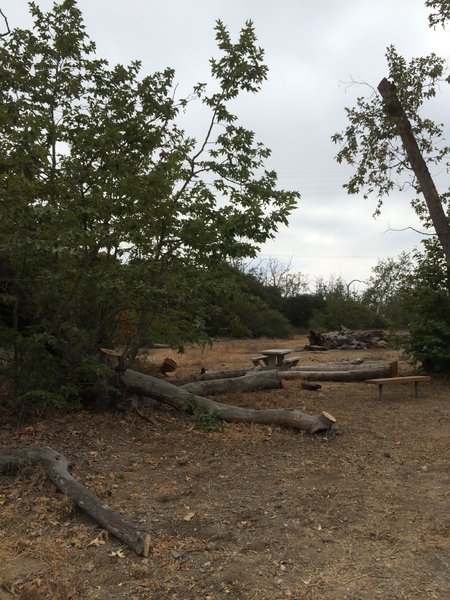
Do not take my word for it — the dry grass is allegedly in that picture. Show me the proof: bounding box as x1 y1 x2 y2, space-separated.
0 337 449 599
143 336 307 378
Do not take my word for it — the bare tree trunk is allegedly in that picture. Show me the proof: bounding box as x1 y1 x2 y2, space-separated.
0 446 151 556
122 369 336 434
378 78 450 296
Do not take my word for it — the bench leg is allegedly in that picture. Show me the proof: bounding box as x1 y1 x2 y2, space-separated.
378 384 383 401
414 382 418 398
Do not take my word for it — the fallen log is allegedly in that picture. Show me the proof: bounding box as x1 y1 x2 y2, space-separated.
122 369 336 434
181 371 282 396
0 446 151 557
172 369 251 385
292 361 397 373
283 362 397 382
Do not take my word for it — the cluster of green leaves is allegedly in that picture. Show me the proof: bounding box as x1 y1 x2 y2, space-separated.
426 0 450 28
397 242 450 372
332 1 450 372
308 277 377 331
0 1 299 408
332 46 449 220
182 395 225 432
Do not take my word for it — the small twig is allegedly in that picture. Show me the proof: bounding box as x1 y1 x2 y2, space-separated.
0 9 10 37
384 225 435 236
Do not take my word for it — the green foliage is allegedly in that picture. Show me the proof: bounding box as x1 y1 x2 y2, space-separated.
244 258 309 298
224 266 294 337
363 253 414 327
232 296 293 338
400 286 450 373
182 395 225 432
309 295 376 331
395 241 450 373
283 294 326 329
332 45 449 220
426 0 450 28
308 277 377 331
332 6 450 369
0 2 298 407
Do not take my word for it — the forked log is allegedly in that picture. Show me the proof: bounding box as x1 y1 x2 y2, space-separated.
122 369 336 434
181 371 282 396
0 446 151 557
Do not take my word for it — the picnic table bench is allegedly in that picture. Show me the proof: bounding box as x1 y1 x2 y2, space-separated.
365 375 432 400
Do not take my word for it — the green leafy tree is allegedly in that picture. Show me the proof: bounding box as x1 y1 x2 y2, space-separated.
363 252 414 325
309 277 376 331
332 1 450 370
244 258 309 298
332 46 450 295
399 241 450 371
0 1 298 407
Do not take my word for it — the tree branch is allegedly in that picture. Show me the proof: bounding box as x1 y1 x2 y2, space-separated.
0 9 10 37
384 225 435 236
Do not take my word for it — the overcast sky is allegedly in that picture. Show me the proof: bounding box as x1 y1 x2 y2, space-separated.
4 0 450 290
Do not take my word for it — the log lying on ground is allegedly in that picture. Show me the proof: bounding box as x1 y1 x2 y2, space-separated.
308 327 387 350
181 370 282 396
292 361 390 372
283 361 398 382
0 446 151 557
122 369 336 434
172 368 252 385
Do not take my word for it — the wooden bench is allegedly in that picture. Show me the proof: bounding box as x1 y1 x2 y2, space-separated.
282 356 300 368
366 375 431 401
251 356 269 367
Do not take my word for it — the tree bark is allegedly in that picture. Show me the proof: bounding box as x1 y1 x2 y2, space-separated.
0 446 151 557
181 371 282 396
284 361 397 381
283 368 392 381
172 369 252 385
122 369 336 434
378 77 450 296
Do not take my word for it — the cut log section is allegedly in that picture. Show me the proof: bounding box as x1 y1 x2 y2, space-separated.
301 382 322 391
122 369 336 434
0 446 151 557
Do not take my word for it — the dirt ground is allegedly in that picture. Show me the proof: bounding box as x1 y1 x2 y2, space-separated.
0 336 449 599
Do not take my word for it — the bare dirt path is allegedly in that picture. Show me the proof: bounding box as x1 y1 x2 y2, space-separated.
1 337 449 599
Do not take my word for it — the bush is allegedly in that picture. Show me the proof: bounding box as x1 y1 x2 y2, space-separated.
232 296 293 338
400 287 450 373
309 296 377 331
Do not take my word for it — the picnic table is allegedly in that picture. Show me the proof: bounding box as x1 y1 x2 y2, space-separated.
258 348 295 369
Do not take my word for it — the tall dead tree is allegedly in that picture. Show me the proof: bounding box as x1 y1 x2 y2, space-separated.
378 78 450 297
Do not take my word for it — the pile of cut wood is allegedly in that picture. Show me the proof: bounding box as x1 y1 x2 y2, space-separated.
307 327 387 351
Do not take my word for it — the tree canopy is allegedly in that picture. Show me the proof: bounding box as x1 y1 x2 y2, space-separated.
332 0 450 371
0 0 299 406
